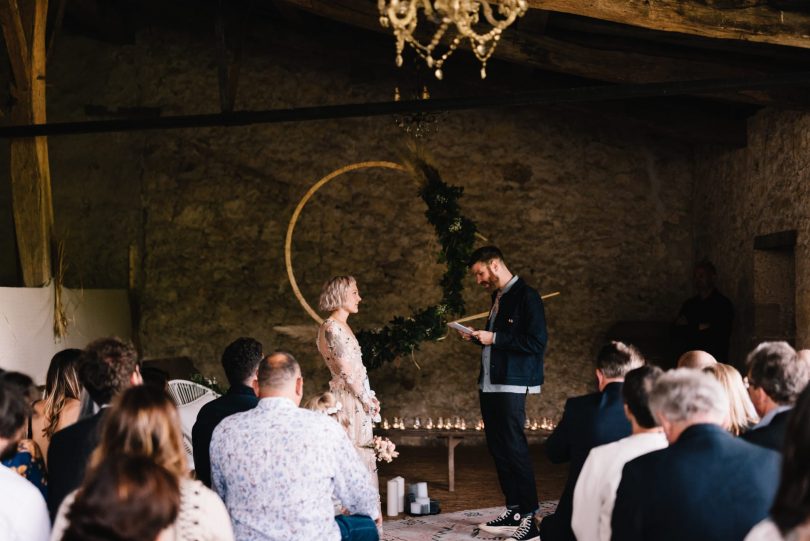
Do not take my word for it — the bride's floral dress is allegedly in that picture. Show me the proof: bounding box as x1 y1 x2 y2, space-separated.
317 318 379 486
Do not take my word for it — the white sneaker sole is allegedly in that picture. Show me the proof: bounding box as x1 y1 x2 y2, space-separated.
478 524 519 535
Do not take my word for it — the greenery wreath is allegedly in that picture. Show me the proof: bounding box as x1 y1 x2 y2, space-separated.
355 159 478 369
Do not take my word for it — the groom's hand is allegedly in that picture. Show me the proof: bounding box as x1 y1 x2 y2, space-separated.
472 330 494 345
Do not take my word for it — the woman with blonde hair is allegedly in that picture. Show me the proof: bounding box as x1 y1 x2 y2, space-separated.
31 349 83 466
51 385 234 541
704 362 759 435
316 275 380 482
305 390 350 429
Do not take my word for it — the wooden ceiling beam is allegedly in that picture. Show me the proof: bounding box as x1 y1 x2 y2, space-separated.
274 0 802 105
527 0 810 49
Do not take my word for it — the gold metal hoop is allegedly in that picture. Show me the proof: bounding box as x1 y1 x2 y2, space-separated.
284 161 409 325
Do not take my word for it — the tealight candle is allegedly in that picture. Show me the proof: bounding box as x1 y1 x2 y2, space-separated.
426 417 434 429
382 418 390 430
413 416 421 429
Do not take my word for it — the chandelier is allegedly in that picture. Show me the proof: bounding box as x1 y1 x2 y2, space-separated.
378 0 528 80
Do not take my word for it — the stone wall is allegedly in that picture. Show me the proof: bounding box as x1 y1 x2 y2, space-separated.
694 109 810 363
4 27 696 420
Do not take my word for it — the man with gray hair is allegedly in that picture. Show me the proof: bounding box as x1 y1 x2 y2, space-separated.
742 341 810 451
210 352 380 541
611 369 780 541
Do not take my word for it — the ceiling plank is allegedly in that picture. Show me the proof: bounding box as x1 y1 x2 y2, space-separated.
528 0 810 49
274 0 800 105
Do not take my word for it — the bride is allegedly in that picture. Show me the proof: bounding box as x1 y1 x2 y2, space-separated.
317 275 381 481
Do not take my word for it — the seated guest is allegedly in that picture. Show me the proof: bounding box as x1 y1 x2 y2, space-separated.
31 349 83 468
612 369 780 541
536 341 644 541
56 455 179 541
192 337 262 487
305 390 350 430
676 349 717 370
745 383 810 540
52 385 233 541
211 352 380 541
0 377 50 541
47 337 142 518
704 363 758 435
743 341 810 451
1 370 47 497
571 366 667 541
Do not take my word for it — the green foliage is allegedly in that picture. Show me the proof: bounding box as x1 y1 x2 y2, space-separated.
357 159 477 369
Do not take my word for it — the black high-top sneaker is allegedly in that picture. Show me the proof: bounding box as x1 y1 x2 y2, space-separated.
478 508 523 535
509 513 540 541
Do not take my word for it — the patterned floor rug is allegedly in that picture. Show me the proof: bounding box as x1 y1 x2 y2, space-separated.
382 501 558 541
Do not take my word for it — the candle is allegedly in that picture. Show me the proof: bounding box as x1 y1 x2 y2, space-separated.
426 417 434 430
396 476 405 512
386 478 399 516
416 482 428 499
382 418 390 430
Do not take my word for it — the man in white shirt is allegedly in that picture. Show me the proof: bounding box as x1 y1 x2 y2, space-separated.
211 351 380 541
0 376 50 541
571 365 667 541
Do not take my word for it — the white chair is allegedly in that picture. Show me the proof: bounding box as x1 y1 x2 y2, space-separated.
167 379 220 472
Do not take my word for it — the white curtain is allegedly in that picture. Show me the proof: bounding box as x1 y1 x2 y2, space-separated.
0 284 131 384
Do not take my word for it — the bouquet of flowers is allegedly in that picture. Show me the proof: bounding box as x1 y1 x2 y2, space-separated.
365 436 399 463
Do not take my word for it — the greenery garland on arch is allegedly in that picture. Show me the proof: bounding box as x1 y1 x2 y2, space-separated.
357 159 478 369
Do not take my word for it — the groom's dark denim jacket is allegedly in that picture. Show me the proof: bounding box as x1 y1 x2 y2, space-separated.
478 277 547 387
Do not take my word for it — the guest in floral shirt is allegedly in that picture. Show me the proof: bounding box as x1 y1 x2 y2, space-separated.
210 351 380 541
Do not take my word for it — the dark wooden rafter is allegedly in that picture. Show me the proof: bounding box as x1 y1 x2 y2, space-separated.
1 72 807 143
527 0 810 49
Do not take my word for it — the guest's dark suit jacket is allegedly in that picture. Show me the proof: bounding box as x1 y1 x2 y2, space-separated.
611 423 780 541
741 409 790 452
482 277 547 387
47 410 106 518
539 382 631 541
192 384 259 487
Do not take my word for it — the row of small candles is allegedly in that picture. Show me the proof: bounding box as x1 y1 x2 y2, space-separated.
378 416 556 431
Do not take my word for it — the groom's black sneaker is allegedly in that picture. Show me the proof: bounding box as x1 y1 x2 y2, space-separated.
509 513 540 541
478 508 523 535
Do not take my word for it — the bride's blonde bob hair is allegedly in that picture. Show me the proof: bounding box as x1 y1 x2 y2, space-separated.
318 275 356 312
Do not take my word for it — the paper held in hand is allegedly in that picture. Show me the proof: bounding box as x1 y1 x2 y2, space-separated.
447 321 474 335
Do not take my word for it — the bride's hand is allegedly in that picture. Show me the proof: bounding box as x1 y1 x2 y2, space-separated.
371 396 380 413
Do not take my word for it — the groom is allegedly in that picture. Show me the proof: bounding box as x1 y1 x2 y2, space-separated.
461 246 547 541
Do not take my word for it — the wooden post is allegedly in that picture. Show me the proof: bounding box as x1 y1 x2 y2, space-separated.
1 0 53 286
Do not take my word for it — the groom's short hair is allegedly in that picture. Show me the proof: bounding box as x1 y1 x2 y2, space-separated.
468 246 505 268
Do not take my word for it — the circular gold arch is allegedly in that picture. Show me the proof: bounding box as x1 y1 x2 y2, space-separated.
284 161 409 325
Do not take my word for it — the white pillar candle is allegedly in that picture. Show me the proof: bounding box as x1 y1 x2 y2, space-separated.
416 481 428 499
395 476 405 512
386 478 399 516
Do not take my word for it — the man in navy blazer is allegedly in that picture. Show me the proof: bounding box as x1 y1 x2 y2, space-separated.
742 341 810 452
538 341 643 541
611 369 781 541
461 246 547 541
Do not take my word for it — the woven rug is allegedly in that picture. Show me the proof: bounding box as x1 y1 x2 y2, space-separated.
382 501 558 541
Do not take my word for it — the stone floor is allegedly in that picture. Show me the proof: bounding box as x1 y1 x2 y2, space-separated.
378 443 568 518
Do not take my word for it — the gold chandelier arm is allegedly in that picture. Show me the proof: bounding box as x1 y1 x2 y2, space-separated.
478 1 526 31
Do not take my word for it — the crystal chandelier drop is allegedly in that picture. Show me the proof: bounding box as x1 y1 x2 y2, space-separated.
378 0 528 80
